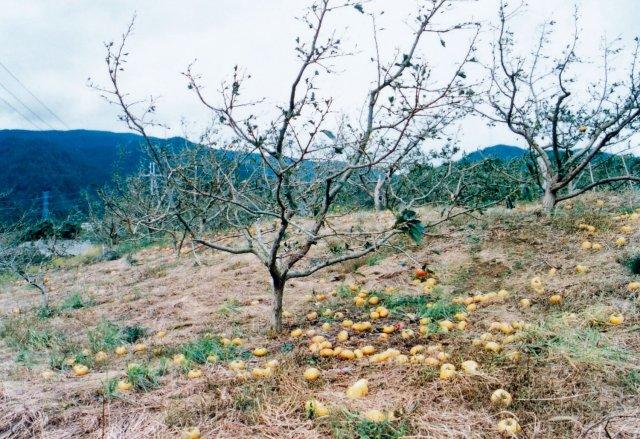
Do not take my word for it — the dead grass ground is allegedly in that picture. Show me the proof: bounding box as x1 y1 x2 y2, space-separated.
1 192 639 438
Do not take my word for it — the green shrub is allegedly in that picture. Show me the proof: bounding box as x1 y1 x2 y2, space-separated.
182 337 239 364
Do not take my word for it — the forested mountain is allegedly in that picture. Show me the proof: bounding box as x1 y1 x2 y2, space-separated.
0 129 527 221
0 130 189 221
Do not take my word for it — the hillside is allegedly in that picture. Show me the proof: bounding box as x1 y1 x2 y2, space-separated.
0 130 149 220
463 144 527 162
0 192 638 438
0 129 524 221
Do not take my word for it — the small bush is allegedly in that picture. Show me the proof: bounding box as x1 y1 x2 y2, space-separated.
623 253 640 275
182 336 239 364
365 253 384 266
88 320 124 351
217 299 241 316
0 316 64 351
126 362 165 391
60 292 90 310
37 305 58 319
122 325 147 344
331 411 409 439
383 292 463 321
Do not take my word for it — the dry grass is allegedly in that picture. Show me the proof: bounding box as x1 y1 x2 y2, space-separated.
1 192 639 438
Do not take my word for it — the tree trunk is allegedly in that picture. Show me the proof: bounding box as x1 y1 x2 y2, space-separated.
374 176 386 212
271 276 285 333
542 188 557 213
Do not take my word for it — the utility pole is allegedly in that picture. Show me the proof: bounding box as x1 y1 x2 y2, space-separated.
141 162 158 196
42 191 49 220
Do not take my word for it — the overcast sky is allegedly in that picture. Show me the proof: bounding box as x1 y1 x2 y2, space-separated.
0 0 638 154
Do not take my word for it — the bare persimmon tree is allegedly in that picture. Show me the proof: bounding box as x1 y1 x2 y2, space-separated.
484 2 640 211
95 0 479 331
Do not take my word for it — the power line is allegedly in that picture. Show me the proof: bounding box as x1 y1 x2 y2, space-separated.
0 79 55 130
0 93 41 129
0 60 70 129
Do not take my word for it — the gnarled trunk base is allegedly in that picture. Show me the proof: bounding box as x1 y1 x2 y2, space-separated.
271 277 285 333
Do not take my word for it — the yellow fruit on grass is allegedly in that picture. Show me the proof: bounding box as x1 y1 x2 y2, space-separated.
72 364 89 377
133 343 147 353
182 426 201 439
307 311 318 321
253 347 268 357
377 307 389 318
519 298 531 308
251 367 272 379
575 264 588 274
187 369 203 379
290 328 303 338
608 314 624 325
484 341 501 353
339 349 356 360
382 325 395 334
361 345 376 356
342 319 354 328
115 346 127 356
94 351 108 362
395 354 409 364
228 360 245 371
370 311 380 320
155 330 167 339
206 354 218 363
498 322 514 335
548 267 557 277
466 303 477 312
311 335 326 344
549 294 563 305
173 353 186 365
283 310 293 318
364 409 386 422
439 363 456 380
621 225 633 234
506 350 521 363
491 388 513 407
628 281 640 292
337 330 349 342
304 367 321 382
346 378 369 399
497 418 521 437
460 360 479 374
333 311 344 319
530 276 543 290
319 348 334 357
231 337 244 346
368 296 380 305
117 380 133 392
401 329 415 340
454 312 468 322
615 236 627 247
581 241 592 250
439 320 455 331
354 297 366 307
592 243 602 252
305 399 329 418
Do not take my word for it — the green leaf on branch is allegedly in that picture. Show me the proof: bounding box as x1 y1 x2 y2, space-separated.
394 209 425 244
